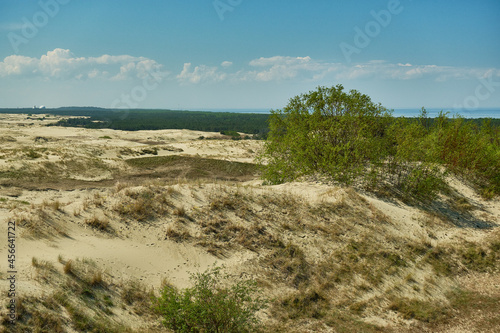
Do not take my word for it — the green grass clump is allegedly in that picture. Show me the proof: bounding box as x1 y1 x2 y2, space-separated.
154 266 267 333
126 155 258 180
388 298 448 322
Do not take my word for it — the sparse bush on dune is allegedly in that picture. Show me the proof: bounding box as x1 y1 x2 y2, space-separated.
248 87 500 329
1 257 137 333
153 265 267 333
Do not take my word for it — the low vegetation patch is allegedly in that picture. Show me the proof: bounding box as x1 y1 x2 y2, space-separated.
153 266 267 333
84 215 111 231
126 155 258 181
423 239 500 276
114 186 171 221
388 297 448 322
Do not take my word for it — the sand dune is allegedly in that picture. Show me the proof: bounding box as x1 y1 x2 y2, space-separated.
0 115 499 332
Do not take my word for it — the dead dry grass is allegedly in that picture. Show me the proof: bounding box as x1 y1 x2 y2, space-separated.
1 257 160 333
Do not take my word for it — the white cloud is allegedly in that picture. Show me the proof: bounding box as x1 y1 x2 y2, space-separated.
0 48 168 81
335 60 499 82
221 61 233 68
246 56 324 81
0 55 39 76
174 56 500 86
177 63 227 84
243 56 500 83
249 56 312 67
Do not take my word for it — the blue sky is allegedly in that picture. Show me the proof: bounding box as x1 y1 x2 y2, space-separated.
0 0 499 111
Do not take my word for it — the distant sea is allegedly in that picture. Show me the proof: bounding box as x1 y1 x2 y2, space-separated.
391 108 500 119
197 108 500 119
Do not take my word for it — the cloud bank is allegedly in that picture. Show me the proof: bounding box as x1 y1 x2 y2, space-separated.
176 56 500 84
0 48 168 80
1 49 498 85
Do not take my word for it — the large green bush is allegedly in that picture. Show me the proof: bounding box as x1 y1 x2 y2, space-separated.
259 85 392 185
153 266 267 333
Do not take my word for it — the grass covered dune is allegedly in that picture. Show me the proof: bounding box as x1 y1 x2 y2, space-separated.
0 85 499 332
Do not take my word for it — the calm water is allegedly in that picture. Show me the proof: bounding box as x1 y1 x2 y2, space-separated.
392 108 500 119
198 108 500 118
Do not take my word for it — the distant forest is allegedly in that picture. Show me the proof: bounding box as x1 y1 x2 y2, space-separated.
0 107 271 138
1 107 499 139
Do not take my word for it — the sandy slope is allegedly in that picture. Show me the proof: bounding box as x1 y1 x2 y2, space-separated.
0 114 499 332
0 115 259 287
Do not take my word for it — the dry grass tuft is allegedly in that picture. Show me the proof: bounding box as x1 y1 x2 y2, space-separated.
173 206 186 217
90 271 104 287
120 279 155 316
63 260 73 275
165 224 191 242
42 199 63 211
84 215 110 231
263 243 311 288
92 192 104 207
114 186 170 221
388 297 448 322
12 208 68 238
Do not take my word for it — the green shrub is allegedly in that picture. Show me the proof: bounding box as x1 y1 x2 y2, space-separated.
428 115 500 196
398 163 445 202
221 130 241 138
259 84 391 185
153 266 267 333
